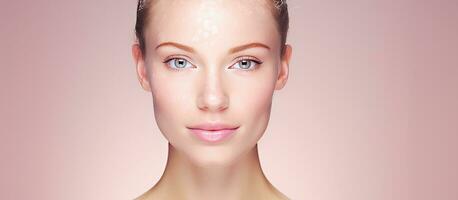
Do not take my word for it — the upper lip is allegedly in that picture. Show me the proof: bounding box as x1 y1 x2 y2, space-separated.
187 123 239 131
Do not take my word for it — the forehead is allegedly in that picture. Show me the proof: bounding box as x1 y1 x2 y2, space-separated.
145 0 279 53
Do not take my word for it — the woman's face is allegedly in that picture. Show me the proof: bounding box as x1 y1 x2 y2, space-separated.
133 0 291 166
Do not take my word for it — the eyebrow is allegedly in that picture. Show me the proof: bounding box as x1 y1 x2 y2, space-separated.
155 42 271 54
155 42 196 53
229 43 271 54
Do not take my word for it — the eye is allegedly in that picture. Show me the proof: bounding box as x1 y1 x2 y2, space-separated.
230 57 262 70
164 57 194 69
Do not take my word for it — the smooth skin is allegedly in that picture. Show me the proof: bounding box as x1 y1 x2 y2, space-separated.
131 0 292 199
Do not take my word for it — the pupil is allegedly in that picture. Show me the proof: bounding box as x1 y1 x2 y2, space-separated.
175 59 186 68
241 60 250 69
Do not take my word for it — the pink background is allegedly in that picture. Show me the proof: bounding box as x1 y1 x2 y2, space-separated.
1 0 457 199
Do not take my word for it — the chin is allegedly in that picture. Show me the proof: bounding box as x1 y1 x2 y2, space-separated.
185 145 243 168
167 125 263 168
175 142 254 168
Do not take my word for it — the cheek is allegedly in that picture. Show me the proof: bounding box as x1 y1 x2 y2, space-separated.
231 70 276 141
237 81 273 118
151 80 191 113
148 68 195 140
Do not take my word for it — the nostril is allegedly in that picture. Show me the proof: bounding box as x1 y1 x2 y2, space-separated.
197 93 229 112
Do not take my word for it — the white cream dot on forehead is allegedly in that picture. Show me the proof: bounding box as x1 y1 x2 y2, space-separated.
154 0 275 47
190 0 223 44
188 0 268 44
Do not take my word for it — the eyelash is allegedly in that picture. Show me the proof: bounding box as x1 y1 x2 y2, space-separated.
231 56 263 71
162 55 195 71
162 56 263 71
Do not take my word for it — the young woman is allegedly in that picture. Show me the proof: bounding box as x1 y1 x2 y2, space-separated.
131 0 293 199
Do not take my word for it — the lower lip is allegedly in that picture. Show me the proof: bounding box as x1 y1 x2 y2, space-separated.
188 127 238 143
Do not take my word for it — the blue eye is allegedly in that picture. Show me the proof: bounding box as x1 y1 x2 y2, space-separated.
165 58 194 69
231 59 261 70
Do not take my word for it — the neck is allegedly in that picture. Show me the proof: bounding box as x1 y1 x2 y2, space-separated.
147 143 281 200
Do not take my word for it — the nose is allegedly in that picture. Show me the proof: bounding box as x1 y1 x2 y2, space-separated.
196 69 229 112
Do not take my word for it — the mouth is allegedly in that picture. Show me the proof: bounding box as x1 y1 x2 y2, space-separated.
187 123 239 143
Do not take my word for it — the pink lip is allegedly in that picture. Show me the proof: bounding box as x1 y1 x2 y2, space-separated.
187 123 239 143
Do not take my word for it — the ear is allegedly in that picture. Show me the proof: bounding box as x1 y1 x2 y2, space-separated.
132 43 152 92
275 44 292 90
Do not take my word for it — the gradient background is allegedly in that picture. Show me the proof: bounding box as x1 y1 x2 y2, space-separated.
1 0 457 199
